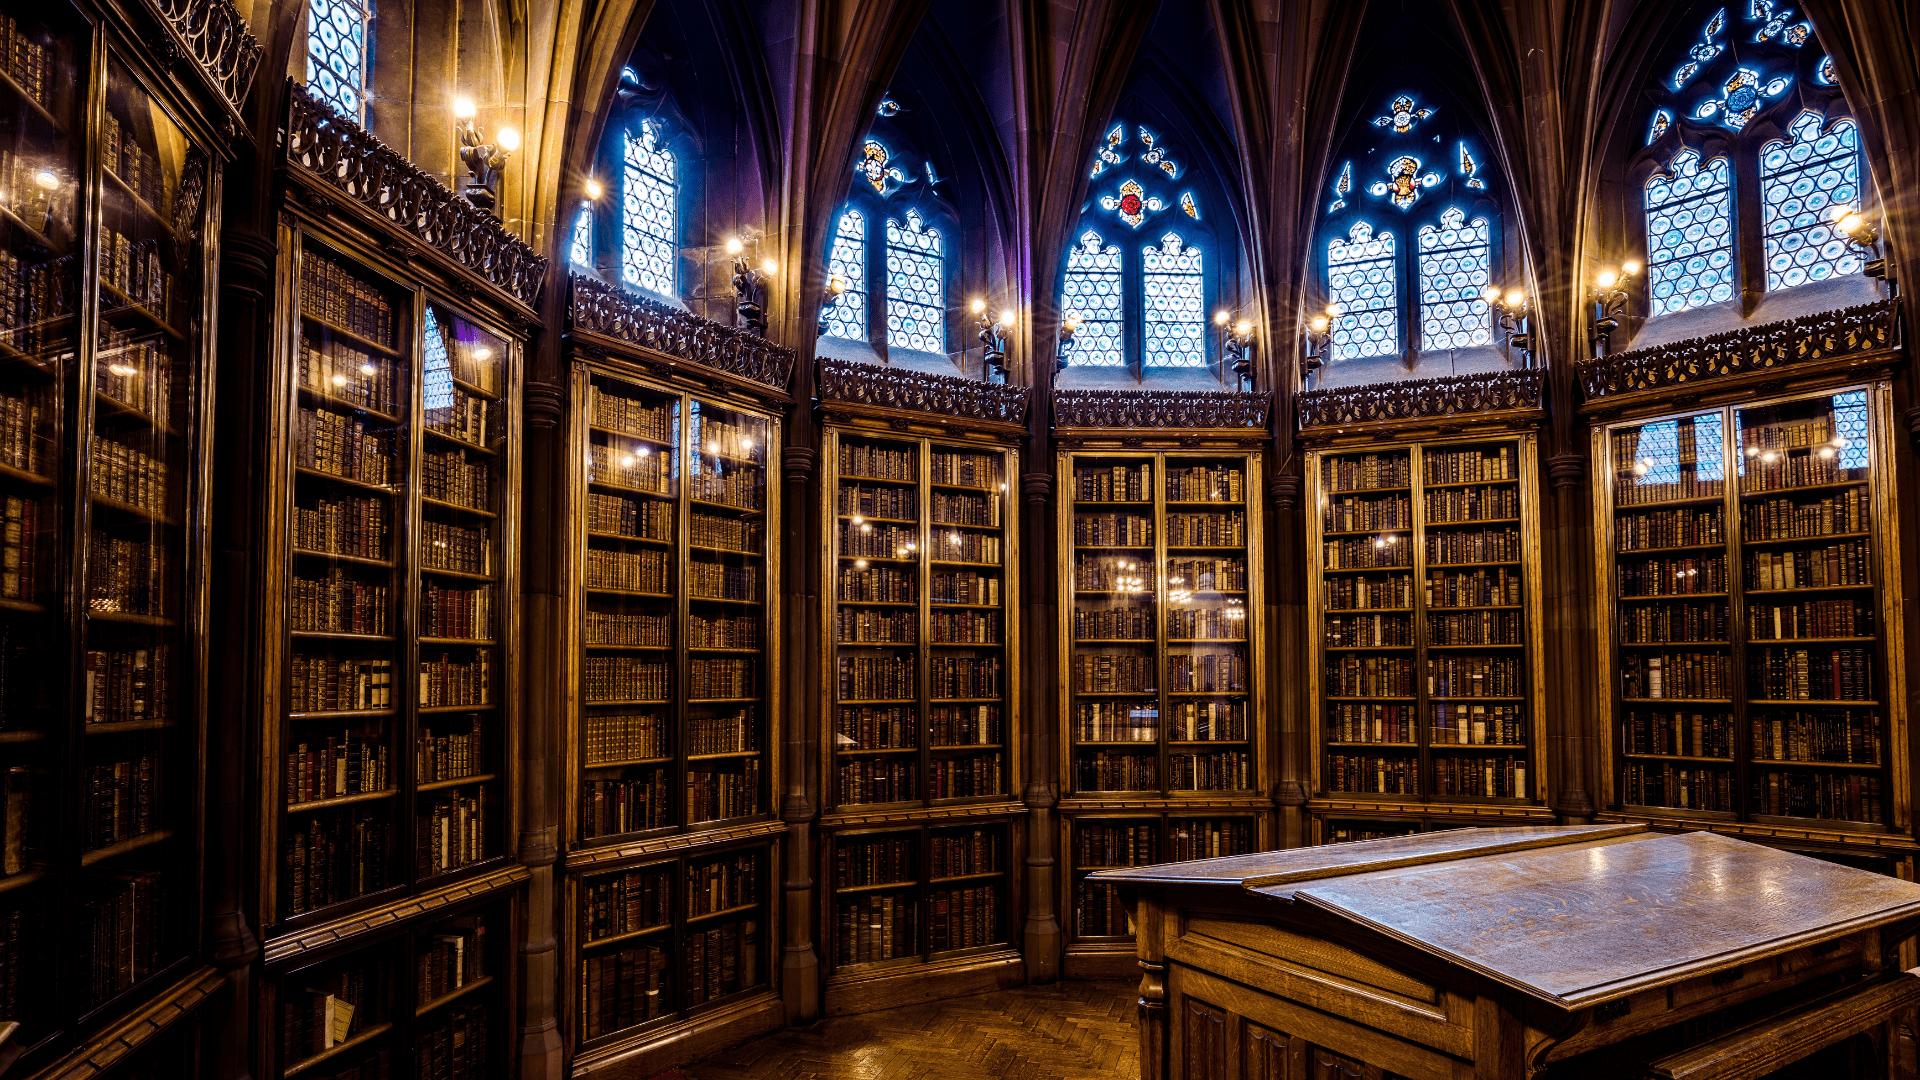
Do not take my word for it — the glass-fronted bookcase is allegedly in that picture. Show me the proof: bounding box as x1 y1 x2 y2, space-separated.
0 7 227 1065
1592 384 1907 843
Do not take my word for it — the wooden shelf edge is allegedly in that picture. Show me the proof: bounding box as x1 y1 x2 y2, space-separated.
33 966 223 1080
263 864 531 966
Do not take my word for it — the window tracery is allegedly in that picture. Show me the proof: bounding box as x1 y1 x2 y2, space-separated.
1760 111 1862 290
1327 221 1398 361
824 209 868 342
1142 233 1205 368
1417 207 1492 351
885 209 945 354
569 205 593 268
621 118 678 297
306 0 371 122
1645 148 1735 317
1060 230 1124 367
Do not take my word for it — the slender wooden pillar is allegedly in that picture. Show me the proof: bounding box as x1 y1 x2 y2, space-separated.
781 445 821 1023
1267 472 1307 848
1022 469 1062 981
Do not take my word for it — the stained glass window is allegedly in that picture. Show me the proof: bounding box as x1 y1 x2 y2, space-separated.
621 119 678 297
1142 233 1205 367
307 0 372 122
885 209 944 354
1645 148 1735 317
1416 207 1492 351
824 209 868 342
1834 389 1869 470
1760 111 1862 291
1061 230 1123 366
1327 221 1398 360
569 205 593 268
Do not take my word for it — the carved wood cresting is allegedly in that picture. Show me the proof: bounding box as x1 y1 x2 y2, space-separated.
148 0 260 119
816 357 1030 426
1052 389 1270 430
1576 299 1899 399
285 84 549 306
1296 369 1543 431
570 274 797 392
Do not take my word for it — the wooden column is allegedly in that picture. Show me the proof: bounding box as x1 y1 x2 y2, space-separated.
1022 466 1063 982
1267 472 1307 849
781 444 821 1023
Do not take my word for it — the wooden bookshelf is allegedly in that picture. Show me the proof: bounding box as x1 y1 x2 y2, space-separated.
263 234 522 935
1063 812 1258 971
1304 436 1550 833
1593 385 1909 846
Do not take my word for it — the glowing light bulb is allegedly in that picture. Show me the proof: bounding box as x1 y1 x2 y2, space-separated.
32 170 57 191
1839 213 1864 235
997 309 1015 328
584 179 603 200
1325 302 1345 317
761 258 778 275
1481 286 1503 304
860 523 872 533
1505 290 1525 309
474 347 492 361
620 454 635 467
1309 315 1329 332
1622 260 1641 277
497 127 521 152
636 446 649 457
827 276 847 295
1214 311 1230 327
331 374 347 386
851 515 864 525
970 298 986 315
109 364 136 377
854 559 868 569
361 364 378 376
1595 270 1618 289
452 97 477 120
1234 319 1252 336
725 237 744 256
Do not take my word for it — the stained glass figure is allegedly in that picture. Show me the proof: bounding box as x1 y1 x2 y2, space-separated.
1329 161 1352 213
1089 125 1126 179
1180 191 1199 219
1139 128 1179 177
1458 143 1486 190
1648 109 1674 145
1782 22 1809 46
1142 233 1205 368
1760 111 1863 291
1416 207 1493 351
1645 148 1735 316
885 209 945 354
307 0 372 122
621 119 677 297
1060 230 1123 366
877 97 901 117
1368 155 1441 211
1372 95 1436 134
1101 179 1165 229
1673 9 1727 89
1327 221 1398 360
824 209 868 342
1693 67 1792 131
569 204 593 267
1816 55 1837 85
1749 0 1798 42
857 139 913 195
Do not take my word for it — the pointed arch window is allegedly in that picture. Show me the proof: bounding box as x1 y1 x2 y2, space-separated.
1060 230 1124 366
569 205 594 268
824 209 868 342
1760 111 1862 291
1416 207 1493 351
307 0 372 122
621 118 678 298
1142 233 1205 367
1645 148 1734 317
1327 221 1398 360
885 209 945 353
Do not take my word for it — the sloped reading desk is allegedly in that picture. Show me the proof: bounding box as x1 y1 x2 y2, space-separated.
1089 825 1920 1079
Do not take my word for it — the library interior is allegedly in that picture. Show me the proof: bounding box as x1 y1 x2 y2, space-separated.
3 0 1920 1077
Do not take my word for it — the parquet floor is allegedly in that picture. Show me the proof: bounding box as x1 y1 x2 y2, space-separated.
679 980 1140 1080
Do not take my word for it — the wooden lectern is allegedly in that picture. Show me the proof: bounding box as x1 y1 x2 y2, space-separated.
1089 824 1920 1079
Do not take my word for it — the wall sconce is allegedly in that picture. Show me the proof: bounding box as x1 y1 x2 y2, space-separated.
1214 310 1256 385
1302 303 1339 383
1056 311 1083 372
453 97 519 213
973 299 1014 379
1587 260 1640 357
1482 285 1534 366
726 234 776 337
817 275 848 337
1828 205 1887 280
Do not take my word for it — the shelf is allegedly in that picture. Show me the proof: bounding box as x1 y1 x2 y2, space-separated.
1749 758 1884 770
297 384 403 425
285 788 397 814
1324 607 1413 614
1321 527 1412 538
1427 642 1525 649
90 493 177 526
1428 742 1530 752
0 598 48 614
1619 592 1728 601
1614 543 1725 556
0 869 47 896
584 699 671 707
1621 698 1733 705
930 743 1002 751
1613 494 1726 508
1622 753 1736 764
1739 478 1869 499
585 587 673 599
1748 699 1878 707
685 902 760 924
0 728 42 743
88 609 177 628
1421 477 1518 489
588 425 674 449
414 975 495 1017
1322 565 1414 574
420 703 496 714
582 923 671 949
1428 696 1526 702
690 498 765 516
1325 696 1416 702
290 630 394 643
930 698 1002 705
833 639 916 647
93 390 176 434
1424 560 1522 570
448 375 501 402
1168 740 1249 747
931 559 1001 568
1325 742 1419 748
686 750 762 761
836 880 918 894
79 829 173 867
1424 604 1523 612
421 495 498 519
424 426 497 456
293 548 394 568
587 477 673 499
1744 584 1874 594
420 637 496 647
585 757 674 769
97 280 182 340
1747 637 1877 644
1074 638 1155 645
1323 486 1410 495
420 564 494 582
690 595 761 605
1322 644 1414 651
284 1022 394 1079
1073 741 1160 747
839 473 917 487
1425 517 1521 527
289 708 397 721
835 599 919 607
1072 544 1154 551
838 513 917 525
586 642 673 651
301 313 405 359
418 773 497 792
930 870 1006 884
689 544 763 557
1619 640 1728 648
294 466 397 496
1071 691 1160 698
840 554 916 566
1740 531 1871 547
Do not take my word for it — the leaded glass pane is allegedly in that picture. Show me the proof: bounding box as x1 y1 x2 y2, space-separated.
885 209 944 353
1142 233 1204 367
1835 389 1869 471
1760 111 1863 291
569 205 593 268
307 0 370 122
1416 207 1492 351
824 209 868 342
1645 149 1735 317
622 119 677 297
1061 230 1123 366
1327 221 1398 360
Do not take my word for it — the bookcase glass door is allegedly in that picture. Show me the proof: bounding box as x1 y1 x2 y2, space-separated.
1065 814 1254 948
825 820 1012 977
1601 387 1897 830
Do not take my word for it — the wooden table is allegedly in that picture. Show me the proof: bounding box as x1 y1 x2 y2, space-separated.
1089 824 1920 1079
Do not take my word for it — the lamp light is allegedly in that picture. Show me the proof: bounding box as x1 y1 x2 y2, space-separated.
1303 302 1339 383
817 274 849 337
583 178 603 200
977 303 1014 379
728 227 773 337
1827 204 1887 279
1587 261 1640 357
1485 285 1535 366
454 100 516 213
1216 310 1257 386
1057 311 1084 371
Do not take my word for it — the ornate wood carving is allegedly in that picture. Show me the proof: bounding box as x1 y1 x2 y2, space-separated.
284 84 548 307
1181 999 1225 1078
1576 299 1900 400
815 358 1030 427
1297 369 1544 432
569 274 796 393
1053 389 1270 430
147 0 260 121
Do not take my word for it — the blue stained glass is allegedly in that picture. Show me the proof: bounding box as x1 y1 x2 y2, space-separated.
1416 207 1492 351
1061 230 1122 366
1760 111 1863 291
422 306 452 413
1327 221 1398 360
1645 149 1735 317
622 119 678 297
569 205 593 267
307 0 371 122
885 209 944 354
824 209 868 342
1834 390 1869 470
1142 233 1204 368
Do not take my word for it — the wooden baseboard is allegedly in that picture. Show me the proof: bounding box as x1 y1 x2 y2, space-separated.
1063 945 1139 981
823 950 1027 1017
569 991 785 1080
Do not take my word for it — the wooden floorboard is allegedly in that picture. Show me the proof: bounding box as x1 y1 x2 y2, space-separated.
678 980 1140 1080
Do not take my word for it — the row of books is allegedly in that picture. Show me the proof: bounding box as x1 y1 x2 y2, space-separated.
836 894 915 964
926 753 1002 799
932 829 1002 877
585 711 666 765
588 387 672 442
1615 471 1723 506
1426 528 1521 565
687 852 757 917
690 512 760 553
697 709 761 756
930 451 997 489
835 760 915 805
1164 609 1244 640
1423 486 1519 523
1616 506 1723 551
1429 610 1522 645
419 582 492 640
589 445 669 495
1326 824 1414 843
87 531 166 617
1073 463 1152 502
296 495 387 560
1167 652 1246 693
1752 770 1882 822
297 408 394 486
91 434 170 515
1625 710 1733 758
425 386 492 448
0 388 46 478
1166 700 1246 741
1621 601 1727 644
1323 574 1415 610
1073 702 1158 743
580 943 670 1039
583 868 670 943
1749 598 1872 639
1072 557 1149 592
1749 646 1873 701
929 491 998 527
1072 514 1152 547
1074 881 1128 937
581 771 670 837
0 250 73 354
841 443 915 481
687 469 763 511
82 754 156 850
1169 819 1252 860
416 789 488 876
285 735 388 805
689 560 758 600
423 450 491 511
421 520 491 575
1072 607 1150 641
835 608 915 643
1166 466 1243 503
837 565 914 602
1321 454 1408 493
840 522 916 559
932 530 998 564
300 335 398 416
1322 537 1410 569
1742 491 1867 540
1618 556 1725 597
417 718 485 784
1164 512 1244 547
1625 762 1730 810
837 836 914 888
1323 496 1409 533
1430 756 1527 798
283 810 390 915
1167 557 1247 592
100 229 172 314
1424 448 1513 484
1166 751 1251 791
81 872 164 1007
588 491 673 540
1426 568 1523 608
837 484 915 520
834 706 915 751
1074 752 1159 792
585 547 668 593
1738 454 1866 495
303 253 399 349
585 609 669 647
0 16 52 110
0 495 38 601
290 656 393 713
838 656 914 701
1073 822 1156 868
583 658 668 703
1428 656 1522 698
1325 755 1415 794
688 658 754 700
419 650 492 709
690 416 761 463
1432 703 1526 745
1327 702 1415 744
416 1004 490 1080
84 645 168 725
1745 541 1871 590
686 762 759 821
1621 653 1728 700
1753 710 1880 764
928 885 998 952
97 325 172 422
291 568 389 636
1071 654 1155 694
283 958 390 1062
929 656 1000 699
